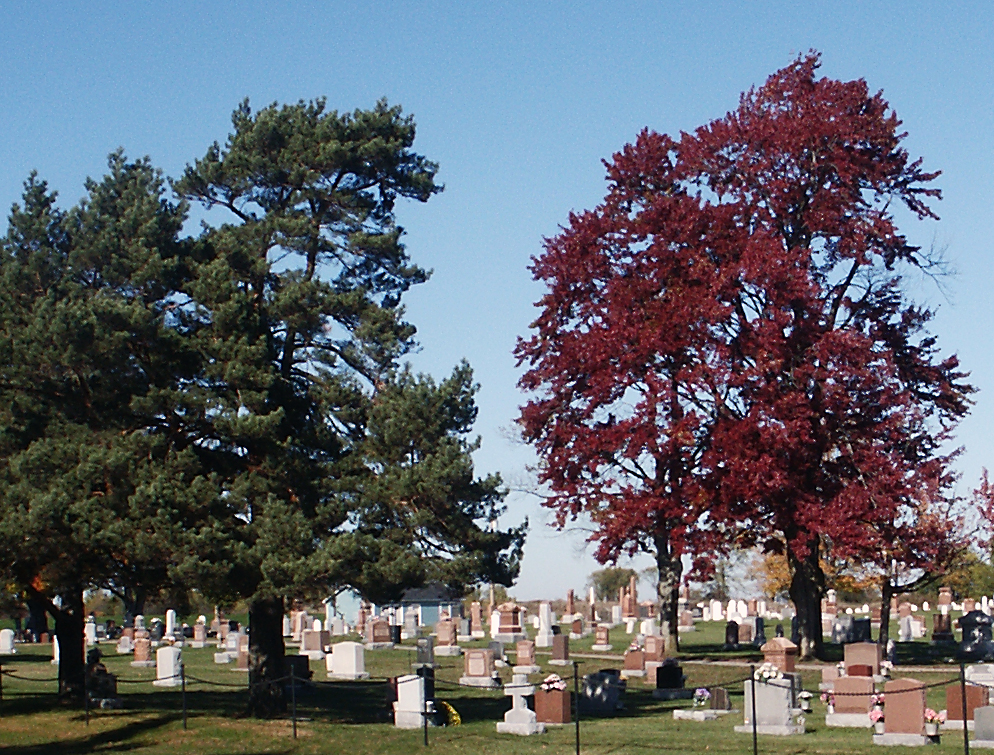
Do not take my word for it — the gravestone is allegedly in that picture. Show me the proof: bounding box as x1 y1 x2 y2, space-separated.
611 605 623 626
536 602 555 648
591 625 612 652
192 622 206 648
435 618 461 656
299 629 329 660
753 617 767 646
165 609 177 637
326 641 368 680
393 674 434 729
735 678 805 735
622 648 645 679
550 634 570 666
470 601 485 638
153 646 182 687
724 621 739 649
737 621 754 645
644 635 664 662
497 602 525 642
652 659 692 701
711 687 731 711
131 633 155 668
570 617 583 639
460 648 498 688
825 676 874 728
514 639 540 674
365 618 393 649
877 678 926 746
852 618 871 643
0 628 15 655
579 670 625 715
831 614 853 644
761 637 798 673
934 612 955 643
960 611 994 661
496 673 546 735
974 706 994 747
415 636 435 669
845 642 882 676
945 681 988 729
899 615 913 642
116 635 133 654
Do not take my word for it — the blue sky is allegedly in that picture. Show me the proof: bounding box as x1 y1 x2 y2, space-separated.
1 3 991 601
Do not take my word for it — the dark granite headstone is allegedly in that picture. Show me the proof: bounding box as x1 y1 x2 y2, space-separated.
790 615 800 645
416 636 435 667
416 664 435 700
959 611 994 661
724 621 739 649
852 618 872 643
488 640 505 661
579 671 625 715
656 660 685 689
775 623 784 638
753 617 766 647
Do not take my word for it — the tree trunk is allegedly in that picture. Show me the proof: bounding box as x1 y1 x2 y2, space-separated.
121 586 147 621
787 539 824 660
878 578 893 646
247 595 287 717
654 530 682 654
33 587 86 701
25 592 49 640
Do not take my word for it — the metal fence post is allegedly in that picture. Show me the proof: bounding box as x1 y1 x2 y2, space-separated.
181 662 187 731
84 664 89 726
573 661 580 755
290 663 297 739
422 680 429 747
961 662 970 755
750 664 757 755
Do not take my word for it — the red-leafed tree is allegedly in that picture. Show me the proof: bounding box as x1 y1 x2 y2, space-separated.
517 53 973 658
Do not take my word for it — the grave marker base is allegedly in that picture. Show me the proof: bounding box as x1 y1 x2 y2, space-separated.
513 665 541 675
327 671 369 680
435 645 462 657
363 642 394 650
673 709 718 721
459 676 499 688
130 660 156 668
734 724 805 736
872 733 937 746
591 644 613 651
825 712 872 728
941 720 974 731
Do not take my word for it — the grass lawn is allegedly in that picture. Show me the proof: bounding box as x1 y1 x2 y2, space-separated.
0 622 974 754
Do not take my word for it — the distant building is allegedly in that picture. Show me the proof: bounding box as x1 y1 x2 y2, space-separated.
382 583 465 626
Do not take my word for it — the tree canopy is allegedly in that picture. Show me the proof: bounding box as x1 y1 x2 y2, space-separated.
517 53 973 657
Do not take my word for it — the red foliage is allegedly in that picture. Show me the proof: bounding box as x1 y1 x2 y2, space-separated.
517 53 972 655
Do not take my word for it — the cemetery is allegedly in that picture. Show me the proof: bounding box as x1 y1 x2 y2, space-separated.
2 591 994 753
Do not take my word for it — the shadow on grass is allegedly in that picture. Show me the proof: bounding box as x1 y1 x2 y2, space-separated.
0 713 182 755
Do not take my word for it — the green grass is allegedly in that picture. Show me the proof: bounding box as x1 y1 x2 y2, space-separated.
0 623 975 754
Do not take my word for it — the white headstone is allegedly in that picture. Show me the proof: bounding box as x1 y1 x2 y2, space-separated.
711 600 724 622
153 645 182 687
282 615 292 636
490 610 501 639
325 601 333 632
51 635 59 664
898 615 913 642
496 672 545 735
640 618 658 636
117 635 134 654
393 674 429 729
327 641 368 679
84 620 97 646
736 599 748 618
165 609 177 637
135 614 145 630
332 616 346 636
535 602 554 648
703 607 711 622
589 586 596 606
312 618 322 632
611 605 623 625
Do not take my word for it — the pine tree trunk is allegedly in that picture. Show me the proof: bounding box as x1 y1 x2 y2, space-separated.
247 595 287 717
654 530 682 654
121 586 147 621
787 540 824 660
50 589 86 701
879 579 893 646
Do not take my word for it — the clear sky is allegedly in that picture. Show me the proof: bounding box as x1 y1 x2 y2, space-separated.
1 2 991 601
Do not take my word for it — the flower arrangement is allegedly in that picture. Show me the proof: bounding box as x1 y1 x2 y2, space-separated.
437 700 461 726
540 674 567 692
754 662 783 681
869 709 884 723
924 709 946 724
871 693 885 707
693 688 711 707
880 660 894 675
820 692 835 706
